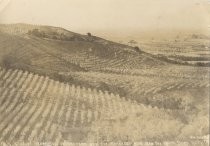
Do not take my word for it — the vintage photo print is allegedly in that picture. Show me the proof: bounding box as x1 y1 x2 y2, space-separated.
0 0 209 145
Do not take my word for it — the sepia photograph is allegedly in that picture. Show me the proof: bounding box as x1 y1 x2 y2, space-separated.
0 0 209 145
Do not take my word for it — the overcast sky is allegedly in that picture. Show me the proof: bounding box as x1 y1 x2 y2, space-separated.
0 0 209 38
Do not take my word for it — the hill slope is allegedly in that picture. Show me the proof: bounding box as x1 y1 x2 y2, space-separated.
0 24 165 76
0 67 209 144
0 23 209 145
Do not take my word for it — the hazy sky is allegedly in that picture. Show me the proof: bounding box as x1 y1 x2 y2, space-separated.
0 0 209 38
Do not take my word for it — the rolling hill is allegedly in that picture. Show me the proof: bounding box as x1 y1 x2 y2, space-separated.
0 23 209 145
0 23 165 71
0 23 169 92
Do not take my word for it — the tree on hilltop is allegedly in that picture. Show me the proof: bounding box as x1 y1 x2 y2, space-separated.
87 32 92 37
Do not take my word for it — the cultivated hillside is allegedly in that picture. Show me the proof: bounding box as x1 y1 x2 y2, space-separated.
0 24 209 145
0 67 151 143
0 67 209 144
0 24 165 74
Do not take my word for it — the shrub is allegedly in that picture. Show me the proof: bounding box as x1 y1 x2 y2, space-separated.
87 32 92 37
28 29 46 38
134 46 141 52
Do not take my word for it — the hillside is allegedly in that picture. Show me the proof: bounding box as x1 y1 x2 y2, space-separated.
0 24 209 145
0 23 169 89
0 24 165 69
0 67 209 144
0 67 150 143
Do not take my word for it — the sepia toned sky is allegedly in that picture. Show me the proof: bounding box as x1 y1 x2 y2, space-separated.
0 0 209 38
